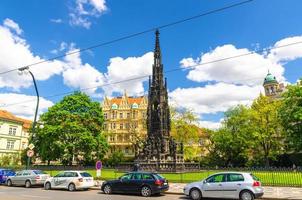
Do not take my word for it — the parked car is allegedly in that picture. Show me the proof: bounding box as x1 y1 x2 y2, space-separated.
6 170 50 188
44 171 94 191
0 169 15 184
183 172 263 200
101 172 169 197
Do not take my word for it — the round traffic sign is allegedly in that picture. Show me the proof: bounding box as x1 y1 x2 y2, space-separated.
27 150 34 158
96 160 102 170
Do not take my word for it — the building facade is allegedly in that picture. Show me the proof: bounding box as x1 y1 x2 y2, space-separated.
263 71 285 98
102 93 148 157
0 110 31 157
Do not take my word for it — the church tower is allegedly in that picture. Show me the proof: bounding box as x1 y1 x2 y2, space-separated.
263 71 284 98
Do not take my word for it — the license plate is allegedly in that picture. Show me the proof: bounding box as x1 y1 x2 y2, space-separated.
163 182 167 185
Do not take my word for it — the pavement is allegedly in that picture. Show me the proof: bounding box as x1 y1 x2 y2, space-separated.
93 180 302 199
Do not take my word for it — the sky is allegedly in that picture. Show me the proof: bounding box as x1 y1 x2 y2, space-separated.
0 0 302 129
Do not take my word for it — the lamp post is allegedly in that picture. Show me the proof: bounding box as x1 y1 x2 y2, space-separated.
18 66 39 169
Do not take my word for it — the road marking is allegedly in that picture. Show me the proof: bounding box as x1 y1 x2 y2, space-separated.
21 195 51 199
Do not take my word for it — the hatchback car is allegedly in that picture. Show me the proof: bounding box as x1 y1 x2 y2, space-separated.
44 171 94 191
183 172 263 200
6 170 50 188
101 172 169 197
0 169 15 184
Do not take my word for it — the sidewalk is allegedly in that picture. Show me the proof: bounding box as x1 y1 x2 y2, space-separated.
93 181 302 199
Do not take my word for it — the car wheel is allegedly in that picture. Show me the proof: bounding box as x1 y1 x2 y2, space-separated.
25 180 31 188
190 188 202 200
141 186 152 197
103 184 112 194
240 190 254 200
44 182 51 190
7 179 12 187
68 183 76 192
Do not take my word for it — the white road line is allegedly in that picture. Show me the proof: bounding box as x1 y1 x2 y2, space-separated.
21 195 51 199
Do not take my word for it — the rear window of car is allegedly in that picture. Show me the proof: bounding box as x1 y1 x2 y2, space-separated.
33 170 47 175
142 173 154 180
80 172 92 177
4 170 15 176
153 174 165 180
227 174 244 182
251 174 259 181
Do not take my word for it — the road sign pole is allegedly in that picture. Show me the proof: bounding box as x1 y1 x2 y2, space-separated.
26 157 30 170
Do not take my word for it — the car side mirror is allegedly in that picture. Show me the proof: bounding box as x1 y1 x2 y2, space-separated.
203 180 207 184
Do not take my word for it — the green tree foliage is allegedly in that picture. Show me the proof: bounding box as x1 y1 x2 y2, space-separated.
32 92 109 165
208 105 252 167
279 80 302 151
107 150 124 167
249 94 284 167
170 108 200 160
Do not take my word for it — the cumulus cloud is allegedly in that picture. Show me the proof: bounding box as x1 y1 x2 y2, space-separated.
180 44 285 86
0 19 65 90
169 83 261 115
69 0 107 29
199 120 222 130
0 93 54 120
103 52 153 96
50 18 63 24
62 49 105 96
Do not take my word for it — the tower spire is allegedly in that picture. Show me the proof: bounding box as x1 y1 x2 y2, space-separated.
154 29 161 64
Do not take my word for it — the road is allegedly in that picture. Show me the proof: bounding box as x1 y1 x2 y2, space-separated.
0 186 188 200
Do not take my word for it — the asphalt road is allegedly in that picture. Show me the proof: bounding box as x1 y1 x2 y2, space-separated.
0 186 188 200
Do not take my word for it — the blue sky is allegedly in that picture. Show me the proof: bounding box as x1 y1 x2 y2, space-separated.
0 0 302 129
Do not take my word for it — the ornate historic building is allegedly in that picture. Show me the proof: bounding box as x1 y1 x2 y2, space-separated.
0 110 31 158
102 93 148 157
263 71 285 98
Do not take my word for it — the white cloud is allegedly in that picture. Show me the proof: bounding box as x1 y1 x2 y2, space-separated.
0 93 54 120
3 18 23 35
50 18 63 24
199 120 222 130
69 0 107 29
180 44 285 86
0 19 65 90
268 36 302 63
103 52 153 96
169 83 262 115
62 49 105 96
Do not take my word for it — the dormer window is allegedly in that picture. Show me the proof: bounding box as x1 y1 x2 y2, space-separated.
111 103 118 109
132 103 139 109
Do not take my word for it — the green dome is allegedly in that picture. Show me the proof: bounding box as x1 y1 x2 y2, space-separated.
263 72 278 85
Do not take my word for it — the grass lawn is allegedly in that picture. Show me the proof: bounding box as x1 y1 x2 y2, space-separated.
45 169 302 187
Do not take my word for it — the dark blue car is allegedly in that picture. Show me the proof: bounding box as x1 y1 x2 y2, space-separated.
0 169 15 184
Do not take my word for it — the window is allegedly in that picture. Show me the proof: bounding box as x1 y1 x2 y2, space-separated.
127 113 130 119
15 171 22 176
120 123 123 130
227 174 244 182
6 140 15 150
9 126 17 136
104 113 108 119
142 112 146 119
55 172 65 177
125 123 130 129
131 173 142 180
120 174 132 180
113 123 116 129
119 113 123 119
33 170 47 175
132 111 136 119
142 174 154 180
64 172 78 177
22 142 27 149
206 174 225 183
80 172 92 177
104 123 107 130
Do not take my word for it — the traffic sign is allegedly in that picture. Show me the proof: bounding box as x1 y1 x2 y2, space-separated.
96 160 102 170
27 150 34 158
28 143 35 150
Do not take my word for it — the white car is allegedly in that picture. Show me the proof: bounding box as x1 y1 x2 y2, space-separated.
183 172 264 200
44 171 94 191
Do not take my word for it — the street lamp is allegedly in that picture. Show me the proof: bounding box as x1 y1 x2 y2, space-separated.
18 66 39 169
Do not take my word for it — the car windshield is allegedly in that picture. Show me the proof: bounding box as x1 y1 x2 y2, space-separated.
251 173 260 181
153 174 165 180
33 170 47 175
80 172 92 177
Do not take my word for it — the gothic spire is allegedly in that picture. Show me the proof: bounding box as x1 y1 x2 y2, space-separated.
154 29 161 65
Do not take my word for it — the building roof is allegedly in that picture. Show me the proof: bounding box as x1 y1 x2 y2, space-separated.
0 109 32 129
263 72 278 85
107 96 145 105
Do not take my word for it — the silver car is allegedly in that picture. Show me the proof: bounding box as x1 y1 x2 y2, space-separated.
183 172 264 200
44 171 94 191
7 170 50 188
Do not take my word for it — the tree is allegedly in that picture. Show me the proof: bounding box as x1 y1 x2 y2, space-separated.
279 80 302 152
32 92 109 165
249 94 285 167
170 108 201 160
208 105 252 167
